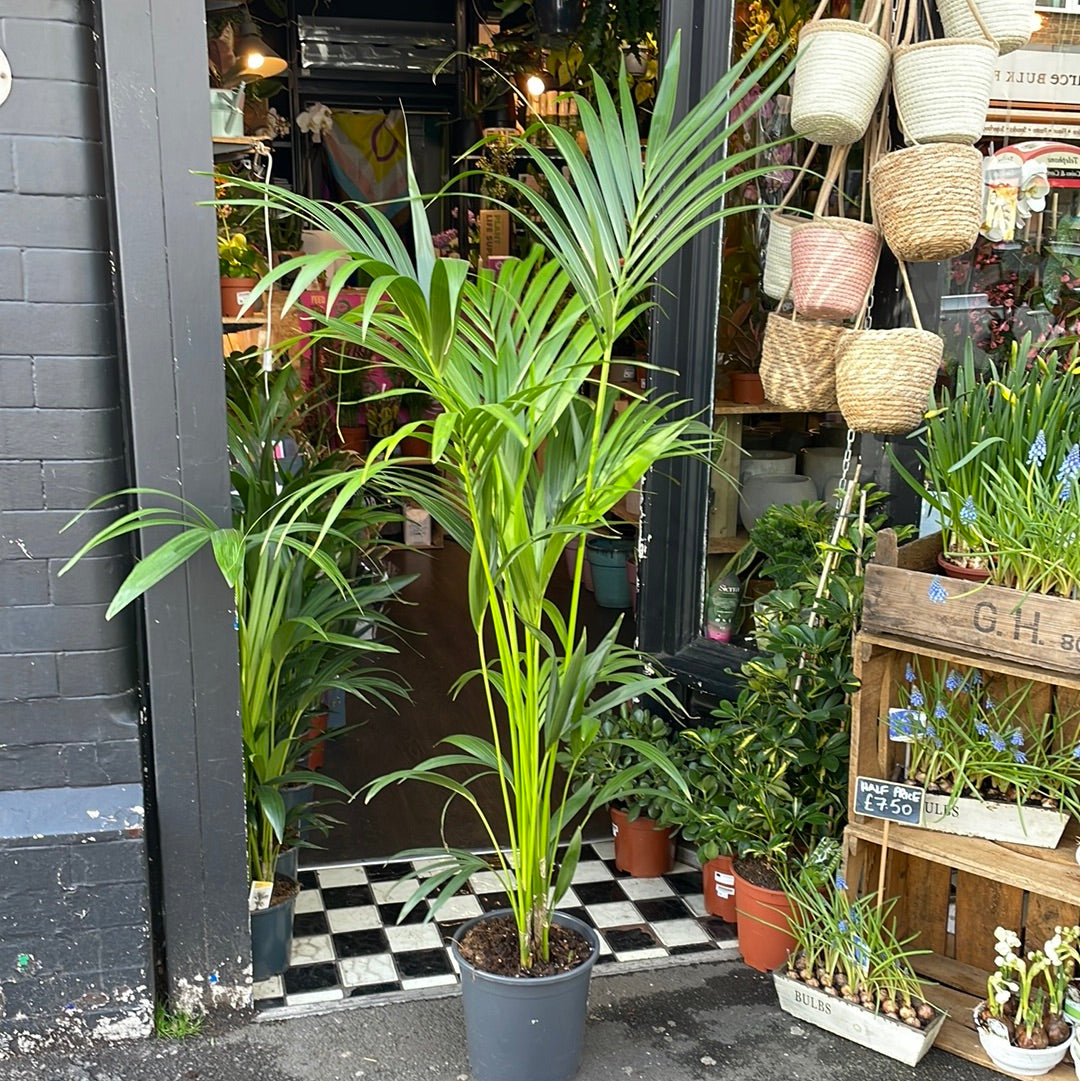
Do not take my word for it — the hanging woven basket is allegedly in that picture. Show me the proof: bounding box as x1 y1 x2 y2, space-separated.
759 313 842 412
870 144 982 262
836 328 943 434
935 0 1034 56
761 144 819 302
835 260 942 435
791 12 891 146
763 211 806 302
892 38 998 145
790 218 881 321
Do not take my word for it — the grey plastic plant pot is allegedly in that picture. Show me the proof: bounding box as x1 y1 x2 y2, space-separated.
451 910 600 1081
250 876 299 981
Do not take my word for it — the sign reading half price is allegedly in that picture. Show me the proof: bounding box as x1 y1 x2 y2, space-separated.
854 777 924 826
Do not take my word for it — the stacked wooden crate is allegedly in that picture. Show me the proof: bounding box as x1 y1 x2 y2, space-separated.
846 530 1080 1078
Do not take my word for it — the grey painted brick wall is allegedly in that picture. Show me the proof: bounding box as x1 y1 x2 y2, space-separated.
0 0 152 1051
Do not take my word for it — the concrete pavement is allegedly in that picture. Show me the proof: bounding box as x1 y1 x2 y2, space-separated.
0 961 998 1081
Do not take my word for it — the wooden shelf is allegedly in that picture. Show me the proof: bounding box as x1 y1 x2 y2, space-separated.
212 135 268 161
713 399 832 416
846 818 1080 907
707 531 747 554
222 316 265 328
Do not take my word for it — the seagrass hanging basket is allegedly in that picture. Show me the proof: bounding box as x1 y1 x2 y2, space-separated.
759 312 843 413
870 144 982 262
935 0 1034 56
790 218 881 321
791 0 891 146
763 212 803 301
835 262 943 435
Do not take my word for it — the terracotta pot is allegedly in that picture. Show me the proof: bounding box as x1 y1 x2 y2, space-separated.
610 806 676 878
338 425 368 455
303 711 328 771
730 372 765 405
733 869 796 972
936 552 990 582
399 428 431 461
702 854 737 923
220 277 259 318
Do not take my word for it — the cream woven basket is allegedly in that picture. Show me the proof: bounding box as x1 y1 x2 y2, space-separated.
791 18 891 146
935 0 1034 56
892 38 998 145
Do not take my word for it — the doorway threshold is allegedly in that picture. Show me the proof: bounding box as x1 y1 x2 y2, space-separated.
253 840 738 1019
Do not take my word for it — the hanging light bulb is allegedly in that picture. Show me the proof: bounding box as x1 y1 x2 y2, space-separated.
525 74 546 98
222 8 287 85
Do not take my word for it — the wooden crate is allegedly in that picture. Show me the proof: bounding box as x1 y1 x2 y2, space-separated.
850 632 1080 827
862 530 1080 678
843 823 1080 1079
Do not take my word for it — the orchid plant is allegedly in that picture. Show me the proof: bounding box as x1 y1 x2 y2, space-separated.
980 924 1080 1048
887 662 1080 823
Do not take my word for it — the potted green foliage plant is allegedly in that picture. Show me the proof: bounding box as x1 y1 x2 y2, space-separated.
576 703 688 877
60 361 412 979
227 32 792 1081
219 230 268 318
700 488 902 970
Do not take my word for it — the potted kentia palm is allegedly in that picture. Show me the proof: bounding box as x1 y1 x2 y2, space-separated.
233 34 789 1081
60 362 412 980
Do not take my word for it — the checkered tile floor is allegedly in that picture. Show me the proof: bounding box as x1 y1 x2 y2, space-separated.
253 840 738 1014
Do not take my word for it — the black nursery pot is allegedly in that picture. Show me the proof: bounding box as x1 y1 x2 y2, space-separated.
450 910 600 1081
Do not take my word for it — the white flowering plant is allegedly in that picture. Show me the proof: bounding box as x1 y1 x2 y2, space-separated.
887 662 1080 821
978 924 1080 1048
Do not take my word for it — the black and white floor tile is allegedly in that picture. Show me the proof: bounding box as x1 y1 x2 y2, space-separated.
253 840 739 1015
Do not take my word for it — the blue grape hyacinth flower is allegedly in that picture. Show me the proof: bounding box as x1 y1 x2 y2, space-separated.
1028 429 1048 467
990 732 1007 752
1014 751 1027 764
945 670 962 692
934 701 948 720
1010 729 1024 747
928 577 947 605
910 687 925 708
959 495 977 525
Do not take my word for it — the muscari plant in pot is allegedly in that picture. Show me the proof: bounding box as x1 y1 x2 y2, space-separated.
226 33 793 1081
59 361 412 980
776 852 945 1066
575 702 688 878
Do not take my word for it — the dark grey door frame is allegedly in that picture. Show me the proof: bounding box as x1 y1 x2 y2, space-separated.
93 0 250 1006
639 0 742 697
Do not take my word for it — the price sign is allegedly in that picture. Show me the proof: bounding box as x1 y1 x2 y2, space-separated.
854 777 923 826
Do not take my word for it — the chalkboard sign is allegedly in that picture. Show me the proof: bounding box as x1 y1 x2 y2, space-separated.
854 777 924 826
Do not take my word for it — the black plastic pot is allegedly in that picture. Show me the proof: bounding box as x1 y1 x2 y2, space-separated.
251 874 299 981
451 910 599 1081
534 0 585 36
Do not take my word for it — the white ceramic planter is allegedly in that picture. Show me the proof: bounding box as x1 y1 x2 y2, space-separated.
739 450 796 483
975 1007 1070 1076
774 971 946 1066
739 474 816 531
799 447 845 497
921 794 1068 849
1073 1025 1080 1080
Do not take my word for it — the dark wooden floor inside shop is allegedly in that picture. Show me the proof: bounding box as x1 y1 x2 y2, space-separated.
316 538 631 864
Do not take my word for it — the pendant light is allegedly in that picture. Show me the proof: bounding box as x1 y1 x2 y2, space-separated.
222 7 287 85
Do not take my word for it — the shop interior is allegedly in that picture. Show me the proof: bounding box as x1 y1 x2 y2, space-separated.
208 0 1080 864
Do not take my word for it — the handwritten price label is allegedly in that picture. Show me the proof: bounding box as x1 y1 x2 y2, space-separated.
854 777 923 826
